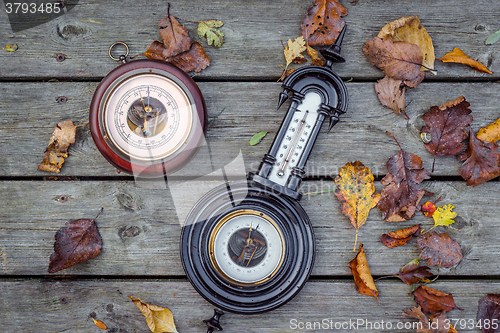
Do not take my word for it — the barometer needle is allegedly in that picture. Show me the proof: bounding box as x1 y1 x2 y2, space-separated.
246 245 258 267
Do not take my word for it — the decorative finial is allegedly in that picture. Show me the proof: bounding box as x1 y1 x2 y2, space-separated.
321 25 347 68
277 91 289 110
204 309 224 333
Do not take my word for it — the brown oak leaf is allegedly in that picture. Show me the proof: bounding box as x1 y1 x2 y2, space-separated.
477 294 500 333
377 15 435 73
165 41 210 73
411 285 461 314
459 127 500 186
157 7 192 59
395 262 433 285
417 231 463 268
381 224 421 248
284 36 307 69
374 76 408 119
307 45 325 66
420 95 473 172
478 117 500 143
362 37 425 88
38 120 76 173
301 0 347 46
438 47 493 74
402 306 451 333
48 209 103 273
335 161 381 251
377 133 431 222
348 244 379 304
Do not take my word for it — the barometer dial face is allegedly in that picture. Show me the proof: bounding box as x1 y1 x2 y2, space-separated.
209 210 285 285
103 74 193 162
90 60 207 176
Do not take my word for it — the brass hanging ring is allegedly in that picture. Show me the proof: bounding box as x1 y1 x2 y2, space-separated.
108 41 129 63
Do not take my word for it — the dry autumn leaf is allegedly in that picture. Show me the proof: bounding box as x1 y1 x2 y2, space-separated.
374 76 407 119
423 204 456 233
334 161 381 251
477 117 500 143
380 224 421 248
197 19 224 47
378 15 435 73
411 285 461 314
3 43 18 52
279 68 295 82
284 36 307 69
417 231 463 268
459 127 500 186
420 95 473 172
477 294 500 333
92 318 107 330
362 37 425 88
48 209 103 273
128 296 178 333
38 120 76 173
307 45 325 66
395 262 433 285
157 7 192 58
348 243 379 304
403 306 454 333
165 41 211 73
438 47 493 74
377 133 431 222
301 0 347 46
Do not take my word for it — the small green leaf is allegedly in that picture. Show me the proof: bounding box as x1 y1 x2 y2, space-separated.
3 44 18 52
486 29 500 45
249 131 267 146
197 20 224 47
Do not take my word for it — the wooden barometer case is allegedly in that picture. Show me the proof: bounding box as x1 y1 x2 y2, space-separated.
89 42 207 177
181 27 349 325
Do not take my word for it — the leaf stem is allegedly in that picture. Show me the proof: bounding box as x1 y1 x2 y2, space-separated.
374 275 396 281
353 229 358 252
208 107 226 126
93 208 104 222
174 16 201 23
75 122 89 128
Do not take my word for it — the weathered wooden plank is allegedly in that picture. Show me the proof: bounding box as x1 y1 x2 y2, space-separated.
0 279 495 332
0 0 498 80
0 180 498 276
1 81 500 177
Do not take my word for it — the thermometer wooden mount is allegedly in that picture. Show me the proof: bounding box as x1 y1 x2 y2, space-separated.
181 27 349 318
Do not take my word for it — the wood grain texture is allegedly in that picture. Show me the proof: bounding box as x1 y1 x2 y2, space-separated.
0 279 496 332
0 180 496 277
0 0 499 80
1 82 500 177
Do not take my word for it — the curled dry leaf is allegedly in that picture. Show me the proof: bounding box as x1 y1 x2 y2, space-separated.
348 244 379 304
374 76 407 119
128 296 178 333
411 285 461 315
334 161 381 251
158 10 192 58
38 120 76 173
307 45 325 66
417 231 463 268
284 36 307 69
424 204 456 233
477 294 500 333
395 263 433 285
477 117 500 143
438 47 493 74
48 209 103 273
279 68 295 82
420 95 473 172
460 127 500 186
301 0 347 46
380 224 421 248
402 305 453 332
377 133 431 222
197 20 224 47
165 41 210 73
377 15 435 72
362 37 425 88
92 318 107 330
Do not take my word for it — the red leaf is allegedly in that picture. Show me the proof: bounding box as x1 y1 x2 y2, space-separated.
374 76 408 119
395 263 433 285
411 285 462 314
417 231 463 268
48 209 103 273
165 41 211 73
157 8 192 58
477 294 500 333
381 224 421 248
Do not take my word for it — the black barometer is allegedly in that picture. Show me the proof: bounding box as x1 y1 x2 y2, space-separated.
181 27 349 317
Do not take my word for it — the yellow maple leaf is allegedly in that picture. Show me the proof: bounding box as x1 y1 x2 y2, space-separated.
438 48 493 74
378 15 435 73
424 204 457 233
128 296 178 333
284 36 306 69
334 161 381 251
